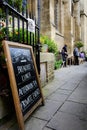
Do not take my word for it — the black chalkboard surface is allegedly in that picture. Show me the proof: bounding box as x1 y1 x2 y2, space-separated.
2 41 44 130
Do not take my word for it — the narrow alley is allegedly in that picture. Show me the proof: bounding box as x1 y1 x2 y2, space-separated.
3 62 87 130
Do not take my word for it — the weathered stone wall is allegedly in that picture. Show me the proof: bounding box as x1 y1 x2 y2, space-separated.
40 0 87 55
40 52 55 87
63 1 72 52
80 0 87 51
40 0 51 38
55 31 64 51
40 0 65 50
73 1 81 41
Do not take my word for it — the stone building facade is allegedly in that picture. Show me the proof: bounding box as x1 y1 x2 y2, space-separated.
39 0 87 55
80 0 87 51
27 0 87 85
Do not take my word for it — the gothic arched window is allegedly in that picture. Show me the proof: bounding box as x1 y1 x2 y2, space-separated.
71 0 74 16
54 0 58 29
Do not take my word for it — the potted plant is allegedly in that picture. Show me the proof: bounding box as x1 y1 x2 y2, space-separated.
74 41 84 50
40 35 58 55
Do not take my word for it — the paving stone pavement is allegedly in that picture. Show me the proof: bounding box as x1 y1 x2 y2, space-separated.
1 62 87 130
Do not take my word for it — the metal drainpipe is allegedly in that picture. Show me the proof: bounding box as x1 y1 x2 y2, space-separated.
37 0 41 30
36 0 41 75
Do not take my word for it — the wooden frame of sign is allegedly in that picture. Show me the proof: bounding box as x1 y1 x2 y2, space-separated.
2 40 44 130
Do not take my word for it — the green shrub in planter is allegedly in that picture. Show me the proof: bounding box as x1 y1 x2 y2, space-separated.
55 60 63 70
40 35 58 55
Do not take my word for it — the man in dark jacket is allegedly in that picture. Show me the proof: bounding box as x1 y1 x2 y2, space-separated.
61 45 68 67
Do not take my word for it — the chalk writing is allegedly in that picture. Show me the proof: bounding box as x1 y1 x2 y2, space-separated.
17 64 31 74
19 80 38 97
21 72 31 82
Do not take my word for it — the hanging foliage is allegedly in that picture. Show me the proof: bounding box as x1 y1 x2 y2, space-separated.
7 0 23 12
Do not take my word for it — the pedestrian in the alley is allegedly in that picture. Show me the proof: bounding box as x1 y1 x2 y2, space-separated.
73 45 79 65
61 44 68 67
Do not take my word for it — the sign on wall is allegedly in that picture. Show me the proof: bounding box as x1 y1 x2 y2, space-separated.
27 18 35 33
2 41 44 130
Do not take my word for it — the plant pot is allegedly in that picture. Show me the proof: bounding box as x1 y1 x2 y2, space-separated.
41 44 48 52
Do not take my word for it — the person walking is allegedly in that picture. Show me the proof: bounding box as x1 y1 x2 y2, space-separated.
73 45 79 65
61 44 68 67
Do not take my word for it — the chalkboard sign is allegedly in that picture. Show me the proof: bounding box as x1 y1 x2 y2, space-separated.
2 41 44 130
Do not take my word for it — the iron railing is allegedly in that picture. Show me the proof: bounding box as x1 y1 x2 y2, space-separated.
0 0 40 74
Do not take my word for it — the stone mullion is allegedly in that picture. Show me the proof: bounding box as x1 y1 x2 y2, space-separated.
74 1 81 41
